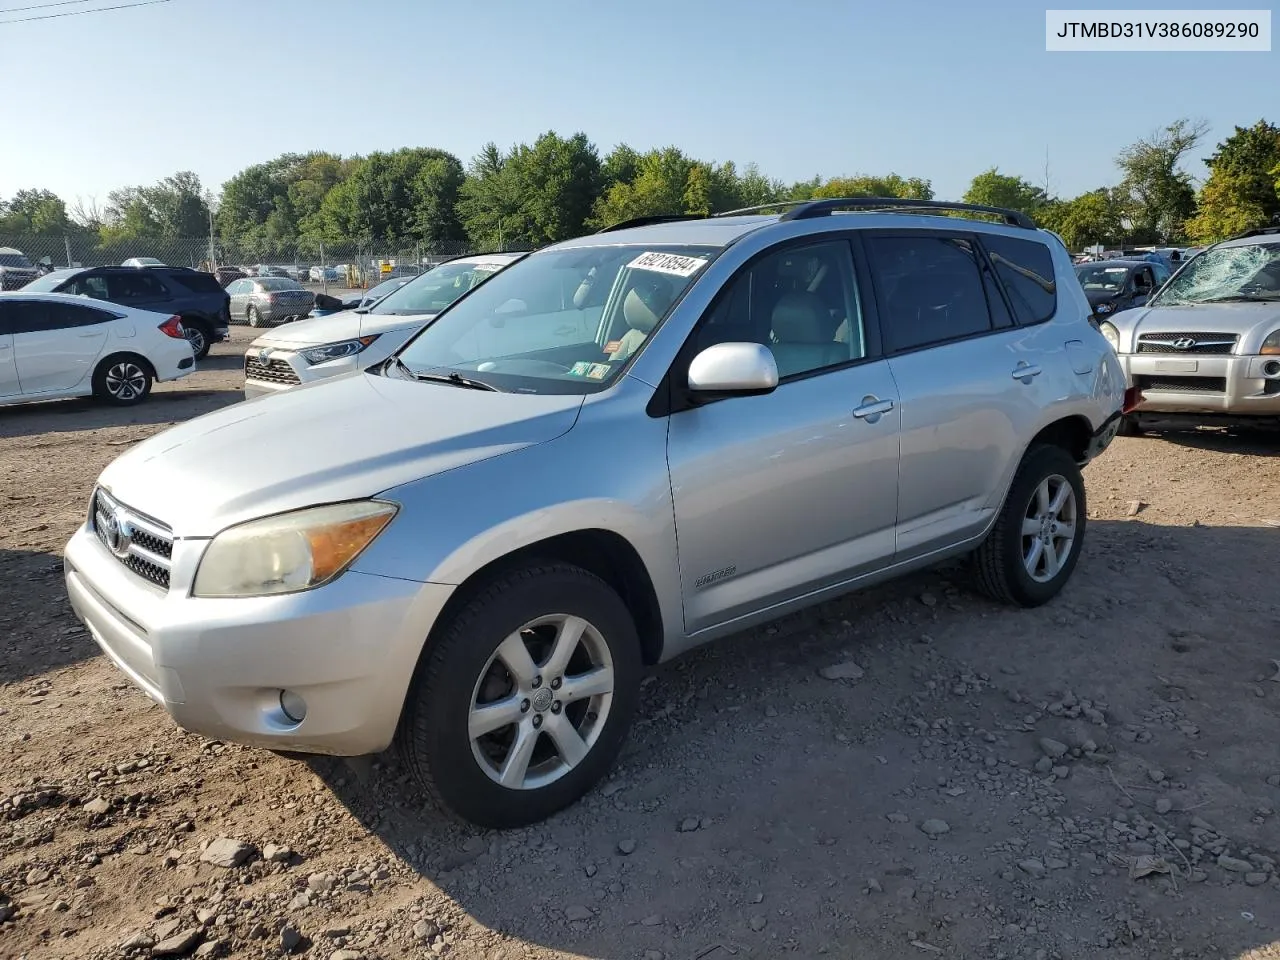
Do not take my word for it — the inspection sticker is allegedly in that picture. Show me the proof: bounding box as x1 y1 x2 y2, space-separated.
585 363 612 380
567 361 591 377
627 251 707 278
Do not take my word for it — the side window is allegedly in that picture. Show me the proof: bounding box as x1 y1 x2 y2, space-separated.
65 274 111 300
983 235 1057 325
3 301 52 334
47 302 112 329
866 234 993 353
1153 263 1171 286
107 272 166 301
693 240 865 380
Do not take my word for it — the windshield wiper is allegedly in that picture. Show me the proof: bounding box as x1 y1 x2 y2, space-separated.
1200 294 1280 303
381 356 499 391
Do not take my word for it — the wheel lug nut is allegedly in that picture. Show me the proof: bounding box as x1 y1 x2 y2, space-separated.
520 699 530 713
551 677 562 690
532 715 543 729
532 676 542 689
551 701 562 714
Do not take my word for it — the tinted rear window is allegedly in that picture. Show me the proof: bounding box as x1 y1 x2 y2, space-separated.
166 271 225 295
983 235 1057 325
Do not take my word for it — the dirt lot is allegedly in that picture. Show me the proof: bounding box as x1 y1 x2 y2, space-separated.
2 329 1279 960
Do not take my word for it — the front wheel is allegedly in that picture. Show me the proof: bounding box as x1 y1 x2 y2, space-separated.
973 444 1086 607
92 355 153 406
397 563 642 828
247 305 263 328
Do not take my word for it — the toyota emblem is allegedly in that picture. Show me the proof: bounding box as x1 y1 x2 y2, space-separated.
1171 337 1197 350
258 348 272 364
103 507 133 558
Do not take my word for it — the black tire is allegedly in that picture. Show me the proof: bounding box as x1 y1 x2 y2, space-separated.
183 319 211 360
397 563 642 829
247 305 263 328
973 444 1087 608
1117 414 1143 437
92 354 153 406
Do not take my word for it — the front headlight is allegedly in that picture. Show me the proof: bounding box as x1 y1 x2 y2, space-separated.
300 334 380 365
192 500 397 598
1099 321 1120 352
1261 330 1280 356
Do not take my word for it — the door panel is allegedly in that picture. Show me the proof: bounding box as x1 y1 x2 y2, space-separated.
668 361 901 633
12 300 110 394
0 334 18 397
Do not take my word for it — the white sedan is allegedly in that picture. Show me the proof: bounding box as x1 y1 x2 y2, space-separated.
0 292 195 407
244 252 522 399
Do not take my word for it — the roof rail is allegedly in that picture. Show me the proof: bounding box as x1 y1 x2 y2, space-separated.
595 214 705 234
711 201 812 217
776 197 1038 229
1230 225 1280 240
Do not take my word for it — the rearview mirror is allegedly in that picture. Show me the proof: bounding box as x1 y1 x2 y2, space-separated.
687 342 779 400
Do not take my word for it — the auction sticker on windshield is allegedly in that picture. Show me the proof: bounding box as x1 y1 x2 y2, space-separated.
627 251 708 278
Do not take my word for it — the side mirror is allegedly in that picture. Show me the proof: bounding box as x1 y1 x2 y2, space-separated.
687 342 779 400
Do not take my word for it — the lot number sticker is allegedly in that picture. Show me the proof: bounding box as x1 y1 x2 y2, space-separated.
627 251 707 278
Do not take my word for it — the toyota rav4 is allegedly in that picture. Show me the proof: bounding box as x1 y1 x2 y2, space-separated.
64 199 1126 828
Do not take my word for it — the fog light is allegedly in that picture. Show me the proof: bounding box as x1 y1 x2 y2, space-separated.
1263 360 1280 379
279 690 307 724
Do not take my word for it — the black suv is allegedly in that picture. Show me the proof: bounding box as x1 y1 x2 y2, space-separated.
21 266 231 359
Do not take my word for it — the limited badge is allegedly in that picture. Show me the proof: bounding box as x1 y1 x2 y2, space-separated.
585 363 612 380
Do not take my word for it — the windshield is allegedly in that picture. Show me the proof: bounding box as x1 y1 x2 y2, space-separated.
390 244 717 394
255 278 302 291
1152 241 1280 305
19 270 79 292
1075 264 1129 292
371 259 515 316
0 253 33 268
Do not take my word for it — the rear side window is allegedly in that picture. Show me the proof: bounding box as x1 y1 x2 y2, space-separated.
107 271 168 301
866 234 993 353
983 235 1057 325
166 270 225 295
47 301 116 328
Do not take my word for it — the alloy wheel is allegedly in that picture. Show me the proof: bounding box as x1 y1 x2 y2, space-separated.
1021 474 1078 583
104 362 148 401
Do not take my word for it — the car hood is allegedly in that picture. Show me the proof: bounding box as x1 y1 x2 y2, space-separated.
96 372 584 537
250 309 436 347
1115 301 1280 342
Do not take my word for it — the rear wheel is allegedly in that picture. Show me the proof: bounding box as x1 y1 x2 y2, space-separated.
397 563 642 828
92 355 153 406
183 320 210 360
974 444 1086 607
247 305 263 328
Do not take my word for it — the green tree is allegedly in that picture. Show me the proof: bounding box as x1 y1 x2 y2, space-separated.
1184 120 1280 243
102 172 209 243
510 131 603 243
601 144 641 188
457 142 525 247
736 163 786 207
962 168 1045 215
1114 118 1206 243
314 148 466 247
814 174 934 201
1038 188 1126 249
0 188 71 234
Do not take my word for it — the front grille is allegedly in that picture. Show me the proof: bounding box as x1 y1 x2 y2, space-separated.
244 355 301 384
91 489 173 589
1136 331 1238 355
1134 375 1227 394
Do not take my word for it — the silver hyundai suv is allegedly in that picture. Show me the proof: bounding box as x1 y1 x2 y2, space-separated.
63 199 1127 828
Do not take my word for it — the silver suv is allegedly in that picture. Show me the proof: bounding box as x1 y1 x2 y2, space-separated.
63 199 1127 828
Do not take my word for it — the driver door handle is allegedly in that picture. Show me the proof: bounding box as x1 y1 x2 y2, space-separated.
853 397 895 419
1012 362 1042 381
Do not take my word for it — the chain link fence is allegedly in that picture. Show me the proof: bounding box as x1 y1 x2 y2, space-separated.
0 234 535 291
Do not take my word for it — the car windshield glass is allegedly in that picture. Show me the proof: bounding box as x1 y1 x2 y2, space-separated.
389 244 716 394
1075 265 1129 292
0 253 33 268
19 270 78 292
370 260 513 316
256 278 301 291
1153 242 1280 305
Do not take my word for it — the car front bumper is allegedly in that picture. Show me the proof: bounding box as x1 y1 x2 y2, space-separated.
64 523 453 755
1117 353 1280 416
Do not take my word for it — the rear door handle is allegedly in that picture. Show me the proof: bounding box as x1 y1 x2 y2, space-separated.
1012 363 1042 381
853 397 895 420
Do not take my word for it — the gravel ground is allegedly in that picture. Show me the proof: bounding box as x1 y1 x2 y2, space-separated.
2 329 1279 960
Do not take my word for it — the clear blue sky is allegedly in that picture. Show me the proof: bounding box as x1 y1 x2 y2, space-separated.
0 0 1275 208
